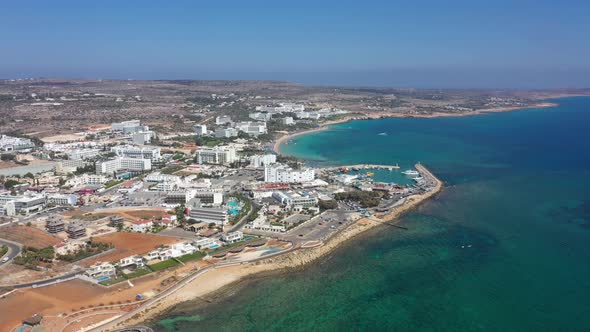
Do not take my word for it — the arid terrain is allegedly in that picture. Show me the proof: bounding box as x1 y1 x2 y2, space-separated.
2 79 588 138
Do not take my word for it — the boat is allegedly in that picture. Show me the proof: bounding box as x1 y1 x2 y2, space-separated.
412 176 423 181
367 172 375 176
402 169 419 176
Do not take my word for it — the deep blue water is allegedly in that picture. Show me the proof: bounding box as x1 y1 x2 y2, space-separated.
150 97 590 331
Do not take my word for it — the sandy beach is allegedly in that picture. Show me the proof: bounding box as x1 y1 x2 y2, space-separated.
93 164 443 331
272 102 558 154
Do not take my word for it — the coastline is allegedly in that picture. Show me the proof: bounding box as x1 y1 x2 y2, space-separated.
94 164 443 331
272 102 558 154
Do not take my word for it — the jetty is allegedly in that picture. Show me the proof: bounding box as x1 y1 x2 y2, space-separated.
323 164 401 171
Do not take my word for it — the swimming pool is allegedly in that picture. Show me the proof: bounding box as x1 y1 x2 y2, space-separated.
209 244 220 249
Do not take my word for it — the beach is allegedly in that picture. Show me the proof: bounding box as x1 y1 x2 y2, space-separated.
272 102 558 154
91 164 443 331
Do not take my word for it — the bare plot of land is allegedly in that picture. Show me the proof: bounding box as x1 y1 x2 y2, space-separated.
85 232 179 265
0 225 61 248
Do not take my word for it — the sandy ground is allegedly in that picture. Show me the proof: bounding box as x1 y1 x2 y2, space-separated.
0 225 62 249
84 232 180 266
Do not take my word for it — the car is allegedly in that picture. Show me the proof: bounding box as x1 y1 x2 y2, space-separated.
1 257 8 263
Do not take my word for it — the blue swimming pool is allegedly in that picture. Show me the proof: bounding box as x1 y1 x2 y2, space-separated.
96 276 111 282
209 244 220 249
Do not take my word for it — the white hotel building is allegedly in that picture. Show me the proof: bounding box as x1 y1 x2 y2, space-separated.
111 145 161 160
264 163 315 183
196 146 238 165
95 157 152 174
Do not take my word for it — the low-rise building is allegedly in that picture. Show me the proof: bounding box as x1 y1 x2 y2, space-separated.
194 124 208 136
214 127 239 138
131 219 153 232
215 115 232 125
111 145 161 160
66 221 86 239
264 163 315 183
118 255 145 268
95 157 152 174
46 215 65 233
0 135 34 152
85 262 116 279
221 231 243 243
46 193 78 206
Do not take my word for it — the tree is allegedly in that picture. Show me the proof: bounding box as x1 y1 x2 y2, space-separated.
175 204 186 225
24 172 35 179
4 179 20 189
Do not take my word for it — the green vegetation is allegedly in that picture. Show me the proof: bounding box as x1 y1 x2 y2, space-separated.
123 267 153 279
99 275 127 286
175 204 186 225
319 199 338 211
334 190 386 208
57 241 113 262
0 245 8 258
160 165 185 174
75 164 96 175
149 259 180 271
104 179 123 189
13 246 55 269
2 179 20 190
177 251 206 263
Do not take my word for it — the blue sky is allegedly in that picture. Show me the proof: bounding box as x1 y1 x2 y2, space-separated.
1 0 589 88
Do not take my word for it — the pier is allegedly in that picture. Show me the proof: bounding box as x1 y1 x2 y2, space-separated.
323 163 401 171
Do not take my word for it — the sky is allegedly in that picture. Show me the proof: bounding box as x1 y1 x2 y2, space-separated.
1 0 589 88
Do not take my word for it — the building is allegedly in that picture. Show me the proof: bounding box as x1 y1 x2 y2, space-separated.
249 112 272 121
193 237 215 249
118 255 145 268
65 174 108 187
281 117 295 125
145 242 197 261
67 148 101 160
46 215 65 233
132 219 153 232
194 124 208 136
191 189 223 206
215 115 232 125
95 157 152 174
221 231 243 243
187 199 228 225
249 154 277 168
132 131 154 145
111 120 149 134
0 135 34 152
264 163 315 183
66 221 86 239
85 262 116 279
111 145 161 160
234 121 267 136
46 193 78 206
272 191 318 207
109 215 125 227
214 127 238 138
196 146 237 165
0 193 46 215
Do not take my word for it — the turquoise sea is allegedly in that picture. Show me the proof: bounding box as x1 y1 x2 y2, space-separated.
150 97 590 331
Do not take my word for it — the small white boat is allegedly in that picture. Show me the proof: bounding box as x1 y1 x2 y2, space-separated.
402 170 419 176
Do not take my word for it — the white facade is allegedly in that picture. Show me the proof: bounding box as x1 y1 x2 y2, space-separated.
215 115 232 125
264 163 315 183
281 117 295 125
214 127 238 138
234 121 267 136
221 231 243 243
250 154 277 168
249 112 272 121
111 120 148 134
86 262 116 279
132 220 153 232
95 157 152 174
132 131 153 145
111 145 161 160
194 124 208 136
196 146 238 165
67 148 101 160
65 174 108 187
46 193 78 206
0 135 34 152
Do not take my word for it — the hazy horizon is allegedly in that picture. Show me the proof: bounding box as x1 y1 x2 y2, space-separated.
2 0 590 89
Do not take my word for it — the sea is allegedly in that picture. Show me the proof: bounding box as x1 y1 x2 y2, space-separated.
148 97 590 331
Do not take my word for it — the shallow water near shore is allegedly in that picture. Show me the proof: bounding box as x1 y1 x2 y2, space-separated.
149 97 590 331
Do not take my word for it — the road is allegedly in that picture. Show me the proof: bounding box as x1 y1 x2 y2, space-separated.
0 238 22 265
